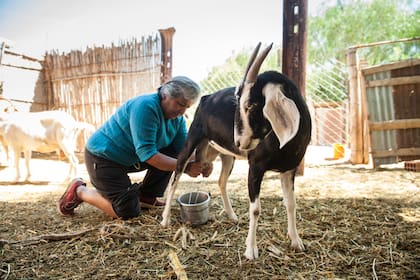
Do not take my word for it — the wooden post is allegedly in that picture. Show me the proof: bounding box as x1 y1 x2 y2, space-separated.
346 47 364 164
282 0 308 175
159 27 176 84
42 53 55 110
359 60 370 164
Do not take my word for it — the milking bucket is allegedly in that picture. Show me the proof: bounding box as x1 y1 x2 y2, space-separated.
177 191 210 225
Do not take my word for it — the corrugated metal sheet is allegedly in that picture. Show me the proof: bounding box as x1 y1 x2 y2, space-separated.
364 60 420 167
365 71 397 166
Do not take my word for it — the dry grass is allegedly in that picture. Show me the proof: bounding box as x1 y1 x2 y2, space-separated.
0 148 419 279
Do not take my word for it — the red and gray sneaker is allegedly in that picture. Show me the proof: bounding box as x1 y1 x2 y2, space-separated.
57 178 86 216
139 196 166 209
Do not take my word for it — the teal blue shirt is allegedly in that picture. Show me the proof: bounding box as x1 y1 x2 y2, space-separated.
86 93 187 166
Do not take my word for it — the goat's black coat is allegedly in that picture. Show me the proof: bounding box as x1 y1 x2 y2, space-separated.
176 71 311 202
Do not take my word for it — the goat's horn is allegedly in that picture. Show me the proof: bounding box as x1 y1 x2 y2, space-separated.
242 42 261 82
245 43 273 84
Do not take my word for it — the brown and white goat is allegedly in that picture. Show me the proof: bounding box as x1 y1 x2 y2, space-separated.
161 43 312 260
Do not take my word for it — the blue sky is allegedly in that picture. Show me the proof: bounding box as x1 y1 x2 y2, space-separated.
0 0 329 81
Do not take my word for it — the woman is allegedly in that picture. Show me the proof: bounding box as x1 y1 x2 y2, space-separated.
58 76 204 219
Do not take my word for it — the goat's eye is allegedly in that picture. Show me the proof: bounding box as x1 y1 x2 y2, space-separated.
245 104 254 112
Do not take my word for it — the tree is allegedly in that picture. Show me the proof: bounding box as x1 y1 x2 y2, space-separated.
308 0 420 65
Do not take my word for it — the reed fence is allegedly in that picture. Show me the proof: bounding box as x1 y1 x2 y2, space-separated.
43 28 175 128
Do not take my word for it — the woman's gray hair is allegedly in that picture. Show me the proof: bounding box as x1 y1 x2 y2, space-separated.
159 76 200 102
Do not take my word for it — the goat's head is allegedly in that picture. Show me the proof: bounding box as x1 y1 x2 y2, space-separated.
234 43 301 151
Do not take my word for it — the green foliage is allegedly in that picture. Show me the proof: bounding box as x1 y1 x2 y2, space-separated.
308 0 420 65
306 0 419 102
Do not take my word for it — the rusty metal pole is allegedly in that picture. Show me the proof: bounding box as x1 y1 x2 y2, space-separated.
282 0 308 175
158 27 176 84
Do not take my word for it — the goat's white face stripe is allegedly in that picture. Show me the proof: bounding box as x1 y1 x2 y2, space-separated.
235 82 255 150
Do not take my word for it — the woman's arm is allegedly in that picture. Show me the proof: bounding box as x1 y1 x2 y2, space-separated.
146 152 202 177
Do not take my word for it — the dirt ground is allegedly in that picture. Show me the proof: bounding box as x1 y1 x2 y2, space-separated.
0 146 419 279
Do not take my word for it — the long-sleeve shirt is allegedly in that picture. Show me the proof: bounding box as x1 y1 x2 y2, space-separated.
86 93 187 166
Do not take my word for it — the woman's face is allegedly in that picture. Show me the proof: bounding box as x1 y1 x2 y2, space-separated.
161 94 193 119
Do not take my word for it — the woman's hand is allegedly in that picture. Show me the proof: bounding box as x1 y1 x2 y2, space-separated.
184 161 213 178
184 161 202 177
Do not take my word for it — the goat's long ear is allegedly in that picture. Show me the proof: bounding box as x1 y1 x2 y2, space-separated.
262 84 300 149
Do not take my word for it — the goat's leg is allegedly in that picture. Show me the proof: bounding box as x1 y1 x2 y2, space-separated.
161 155 193 227
244 167 264 260
59 140 79 181
1 142 10 165
196 145 237 221
12 147 21 181
24 150 31 181
281 170 304 252
161 138 204 227
245 196 261 260
218 154 237 221
65 152 79 181
161 171 183 227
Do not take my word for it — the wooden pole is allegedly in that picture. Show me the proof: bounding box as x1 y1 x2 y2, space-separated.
42 53 55 110
282 0 308 175
346 47 364 164
359 60 370 164
159 27 176 84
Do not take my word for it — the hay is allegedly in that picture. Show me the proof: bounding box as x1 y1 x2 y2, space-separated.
0 158 419 279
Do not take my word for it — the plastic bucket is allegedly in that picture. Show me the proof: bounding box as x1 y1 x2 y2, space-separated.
333 143 345 159
177 191 210 225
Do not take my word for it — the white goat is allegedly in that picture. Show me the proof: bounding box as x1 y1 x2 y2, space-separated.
0 110 90 182
0 113 10 164
0 99 18 164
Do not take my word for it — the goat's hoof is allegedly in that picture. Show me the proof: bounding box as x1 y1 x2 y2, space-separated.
291 238 305 252
160 219 170 227
226 212 238 222
244 246 258 260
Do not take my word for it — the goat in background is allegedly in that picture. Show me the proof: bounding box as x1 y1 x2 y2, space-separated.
161 43 312 260
0 110 94 182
